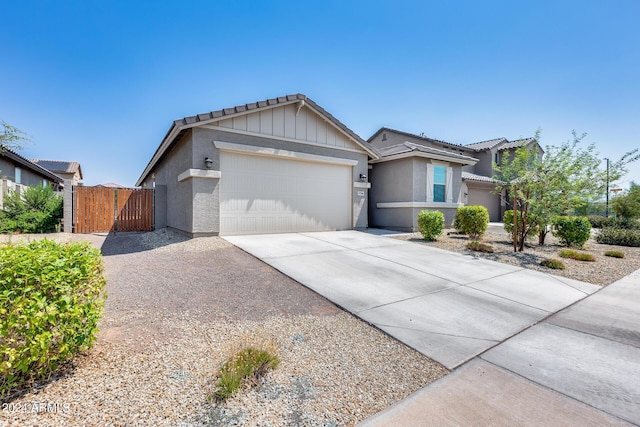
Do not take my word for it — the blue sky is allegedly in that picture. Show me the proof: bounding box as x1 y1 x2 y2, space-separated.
2 1 639 188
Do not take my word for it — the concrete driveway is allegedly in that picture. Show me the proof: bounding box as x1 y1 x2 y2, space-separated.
225 230 598 369
227 231 640 425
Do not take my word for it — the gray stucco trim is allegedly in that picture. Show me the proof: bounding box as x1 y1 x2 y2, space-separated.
354 182 371 189
377 202 464 209
214 140 359 166
177 169 221 182
370 150 477 166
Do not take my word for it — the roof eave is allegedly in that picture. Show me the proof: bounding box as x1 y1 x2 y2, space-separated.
370 151 478 165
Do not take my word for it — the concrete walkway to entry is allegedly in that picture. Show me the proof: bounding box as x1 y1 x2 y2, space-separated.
227 231 640 425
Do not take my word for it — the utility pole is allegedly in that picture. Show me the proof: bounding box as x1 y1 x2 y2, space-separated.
605 158 610 218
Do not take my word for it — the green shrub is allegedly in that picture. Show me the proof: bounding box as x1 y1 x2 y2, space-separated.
604 250 625 258
612 218 640 230
0 185 62 233
551 216 591 247
466 241 494 253
558 249 596 262
596 227 640 247
588 215 613 229
503 210 540 241
0 240 107 397
454 206 489 240
417 210 444 241
540 258 565 270
212 343 280 401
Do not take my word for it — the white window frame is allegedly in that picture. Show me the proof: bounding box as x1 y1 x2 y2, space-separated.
15 167 22 184
426 161 453 203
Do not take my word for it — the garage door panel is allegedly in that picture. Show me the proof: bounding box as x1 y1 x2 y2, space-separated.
220 152 351 235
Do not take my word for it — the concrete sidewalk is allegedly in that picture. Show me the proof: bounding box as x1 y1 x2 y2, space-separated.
362 270 640 426
225 230 598 370
226 231 639 425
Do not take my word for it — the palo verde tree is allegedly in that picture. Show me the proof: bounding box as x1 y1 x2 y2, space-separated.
0 120 29 152
494 130 639 251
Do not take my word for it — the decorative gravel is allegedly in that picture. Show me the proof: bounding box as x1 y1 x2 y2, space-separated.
1 230 448 426
394 225 640 286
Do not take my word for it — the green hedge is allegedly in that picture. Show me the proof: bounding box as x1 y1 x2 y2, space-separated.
417 210 444 241
0 240 107 397
587 215 613 229
596 228 640 247
454 206 489 239
551 216 591 247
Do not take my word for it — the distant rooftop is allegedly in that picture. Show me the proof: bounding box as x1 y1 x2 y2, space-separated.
30 159 83 179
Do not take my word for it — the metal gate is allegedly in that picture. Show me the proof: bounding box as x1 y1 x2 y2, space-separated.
73 186 154 233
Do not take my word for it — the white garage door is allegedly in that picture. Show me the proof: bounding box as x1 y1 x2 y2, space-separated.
220 151 352 235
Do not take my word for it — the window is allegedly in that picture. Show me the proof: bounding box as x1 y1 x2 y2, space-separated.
427 163 453 203
494 152 500 166
15 167 22 184
433 165 446 202
42 180 48 188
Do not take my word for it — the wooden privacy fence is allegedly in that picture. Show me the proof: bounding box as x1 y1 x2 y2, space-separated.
74 186 154 233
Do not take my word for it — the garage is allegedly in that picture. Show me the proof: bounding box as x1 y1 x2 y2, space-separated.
220 151 352 235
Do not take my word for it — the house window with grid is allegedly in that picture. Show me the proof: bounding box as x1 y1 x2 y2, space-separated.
433 165 446 202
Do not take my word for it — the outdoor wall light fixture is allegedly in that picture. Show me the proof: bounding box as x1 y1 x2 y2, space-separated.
204 157 213 169
359 173 367 182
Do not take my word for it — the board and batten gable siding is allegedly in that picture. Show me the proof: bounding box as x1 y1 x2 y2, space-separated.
214 104 361 151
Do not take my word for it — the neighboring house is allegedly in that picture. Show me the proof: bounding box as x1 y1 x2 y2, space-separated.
367 128 542 229
0 149 63 189
0 149 64 208
136 94 376 237
367 129 479 229
30 159 83 186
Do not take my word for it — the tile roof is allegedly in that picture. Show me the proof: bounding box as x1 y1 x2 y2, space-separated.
499 138 537 150
368 127 470 150
30 159 82 178
461 171 496 183
137 94 375 186
1 150 64 183
377 142 478 163
464 137 508 150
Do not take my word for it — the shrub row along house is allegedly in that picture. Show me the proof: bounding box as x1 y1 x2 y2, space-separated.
136 94 542 236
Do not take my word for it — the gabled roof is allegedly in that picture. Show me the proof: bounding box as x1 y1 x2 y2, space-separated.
372 142 478 165
465 137 508 150
30 159 83 179
462 171 496 183
1 149 63 183
499 138 537 151
368 127 470 150
137 94 376 186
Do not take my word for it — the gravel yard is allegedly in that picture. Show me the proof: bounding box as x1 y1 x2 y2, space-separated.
1 230 447 426
393 225 640 286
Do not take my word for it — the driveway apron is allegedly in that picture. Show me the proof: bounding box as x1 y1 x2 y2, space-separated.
225 231 598 370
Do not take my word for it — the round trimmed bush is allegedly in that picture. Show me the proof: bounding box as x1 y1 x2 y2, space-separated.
551 216 591 247
454 206 489 240
417 210 444 241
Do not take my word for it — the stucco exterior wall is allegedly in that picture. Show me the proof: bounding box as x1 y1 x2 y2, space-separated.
0 157 55 188
142 126 369 236
466 181 502 222
141 131 195 234
369 157 463 230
